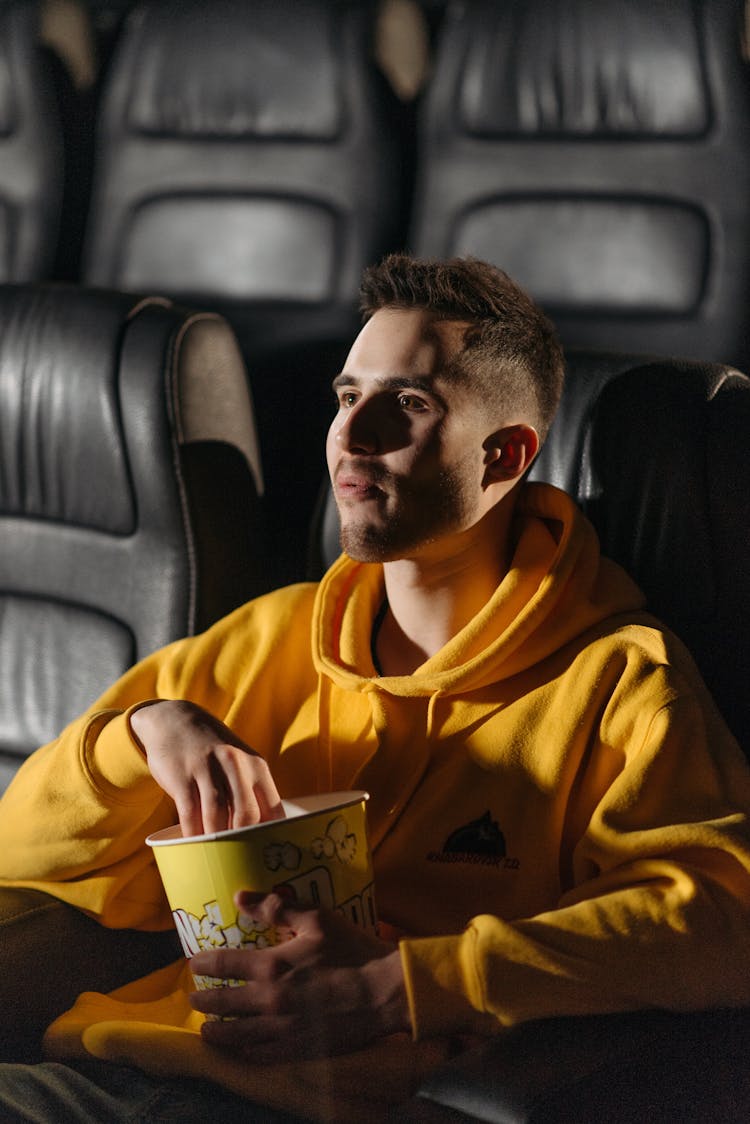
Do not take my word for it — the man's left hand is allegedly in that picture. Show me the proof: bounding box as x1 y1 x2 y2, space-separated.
189 891 410 1062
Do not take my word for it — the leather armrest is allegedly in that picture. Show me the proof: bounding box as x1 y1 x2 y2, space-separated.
416 1008 750 1122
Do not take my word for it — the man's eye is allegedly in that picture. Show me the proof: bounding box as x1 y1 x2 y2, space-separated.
398 393 427 411
338 391 358 408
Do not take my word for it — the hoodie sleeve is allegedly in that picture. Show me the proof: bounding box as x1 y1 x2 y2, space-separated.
399 689 750 1038
0 593 301 930
0 636 206 929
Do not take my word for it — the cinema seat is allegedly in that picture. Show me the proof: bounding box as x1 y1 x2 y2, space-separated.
411 0 750 370
80 0 407 583
0 284 265 792
0 1 65 281
417 1005 750 1122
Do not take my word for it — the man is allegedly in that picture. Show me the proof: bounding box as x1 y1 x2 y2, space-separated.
0 254 749 1121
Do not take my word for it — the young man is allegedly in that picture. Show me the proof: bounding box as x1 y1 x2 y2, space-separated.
0 255 749 1121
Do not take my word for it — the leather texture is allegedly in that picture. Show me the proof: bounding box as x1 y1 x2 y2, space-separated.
417 1005 750 1122
0 285 265 790
0 1 64 281
410 0 750 370
310 351 750 759
80 0 407 585
536 352 750 756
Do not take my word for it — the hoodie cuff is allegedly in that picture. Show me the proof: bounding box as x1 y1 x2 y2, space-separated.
85 706 157 798
399 930 499 1040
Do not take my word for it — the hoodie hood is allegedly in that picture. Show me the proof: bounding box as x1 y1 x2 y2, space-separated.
312 482 646 697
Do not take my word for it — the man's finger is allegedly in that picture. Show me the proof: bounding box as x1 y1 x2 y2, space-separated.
190 947 266 980
235 889 313 932
213 748 284 829
173 779 203 838
200 1012 360 1063
191 980 261 1018
200 1012 294 1053
253 777 285 822
195 757 232 835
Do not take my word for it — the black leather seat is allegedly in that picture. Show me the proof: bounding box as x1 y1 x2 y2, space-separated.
0 1 65 281
417 1005 750 1122
533 351 750 755
0 284 265 791
410 0 750 370
80 0 407 583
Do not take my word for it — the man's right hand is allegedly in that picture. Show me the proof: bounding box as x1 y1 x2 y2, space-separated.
129 700 284 837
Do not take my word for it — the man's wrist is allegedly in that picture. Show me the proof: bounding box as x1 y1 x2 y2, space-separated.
364 946 412 1037
126 700 165 756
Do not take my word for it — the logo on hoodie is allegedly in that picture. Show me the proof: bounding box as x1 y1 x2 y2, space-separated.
427 810 518 868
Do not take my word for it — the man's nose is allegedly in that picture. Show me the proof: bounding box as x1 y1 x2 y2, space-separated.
335 399 380 454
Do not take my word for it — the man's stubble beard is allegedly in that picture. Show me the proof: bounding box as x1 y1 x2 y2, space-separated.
338 463 478 563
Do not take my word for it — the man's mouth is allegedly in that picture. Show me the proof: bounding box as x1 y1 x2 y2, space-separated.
334 462 388 501
335 472 385 500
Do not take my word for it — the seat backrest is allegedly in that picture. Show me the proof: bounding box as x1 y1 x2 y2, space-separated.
80 0 407 582
0 1 65 281
531 353 750 752
81 0 405 308
0 284 265 789
310 352 750 756
411 0 750 370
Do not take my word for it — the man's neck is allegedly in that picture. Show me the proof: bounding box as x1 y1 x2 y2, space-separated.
374 502 517 677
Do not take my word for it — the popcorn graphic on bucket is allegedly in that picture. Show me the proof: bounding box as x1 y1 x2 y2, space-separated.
146 790 377 990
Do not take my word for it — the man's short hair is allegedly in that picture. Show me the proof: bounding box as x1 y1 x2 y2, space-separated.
360 253 565 441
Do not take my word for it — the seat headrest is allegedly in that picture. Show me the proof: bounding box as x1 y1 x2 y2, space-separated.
124 0 342 140
459 0 708 137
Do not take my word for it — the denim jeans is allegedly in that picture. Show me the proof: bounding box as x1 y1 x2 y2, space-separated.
0 1058 304 1123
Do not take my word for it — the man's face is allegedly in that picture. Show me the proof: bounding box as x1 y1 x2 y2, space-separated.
325 308 490 562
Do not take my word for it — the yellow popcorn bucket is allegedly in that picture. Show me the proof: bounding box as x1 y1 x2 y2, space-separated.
146 790 376 988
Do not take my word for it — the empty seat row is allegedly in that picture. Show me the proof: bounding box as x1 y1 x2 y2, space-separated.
9 0 749 359
416 0 750 369
3 0 750 579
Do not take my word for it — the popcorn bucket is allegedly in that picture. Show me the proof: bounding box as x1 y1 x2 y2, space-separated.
146 790 376 988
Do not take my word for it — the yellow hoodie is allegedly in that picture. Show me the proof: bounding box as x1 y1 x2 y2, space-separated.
1 483 750 1119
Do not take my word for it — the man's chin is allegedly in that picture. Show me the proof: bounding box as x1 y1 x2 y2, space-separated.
340 538 394 564
339 525 405 563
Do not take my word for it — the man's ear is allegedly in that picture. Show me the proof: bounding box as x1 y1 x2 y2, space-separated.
482 425 540 485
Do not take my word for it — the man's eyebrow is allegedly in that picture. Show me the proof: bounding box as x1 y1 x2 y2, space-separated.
331 372 445 398
331 372 357 390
